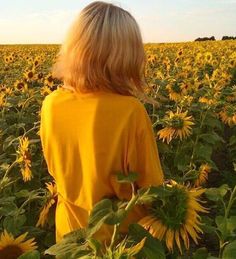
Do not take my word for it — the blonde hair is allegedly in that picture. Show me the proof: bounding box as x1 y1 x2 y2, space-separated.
52 1 159 106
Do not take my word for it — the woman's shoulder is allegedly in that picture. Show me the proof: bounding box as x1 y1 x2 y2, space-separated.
41 86 146 113
42 87 72 105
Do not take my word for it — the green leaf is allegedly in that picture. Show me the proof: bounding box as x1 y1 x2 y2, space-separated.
3 215 26 234
62 228 87 243
205 184 229 201
45 242 87 258
215 216 230 240
0 197 17 216
200 216 217 234
18 250 40 259
195 143 213 161
199 132 225 145
203 114 223 131
128 223 165 259
116 171 139 183
87 199 113 236
222 240 236 259
15 190 31 198
218 184 230 197
227 216 236 233
105 208 127 225
229 135 236 146
193 247 209 259
87 237 101 253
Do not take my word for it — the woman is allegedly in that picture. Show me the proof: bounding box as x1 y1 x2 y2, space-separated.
40 1 164 245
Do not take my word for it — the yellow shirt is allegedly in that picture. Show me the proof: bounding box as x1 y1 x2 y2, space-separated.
39 87 164 244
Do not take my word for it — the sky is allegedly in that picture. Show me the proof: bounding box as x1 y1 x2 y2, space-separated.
0 0 235 44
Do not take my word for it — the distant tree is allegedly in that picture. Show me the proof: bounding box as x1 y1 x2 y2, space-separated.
222 36 236 40
195 36 216 41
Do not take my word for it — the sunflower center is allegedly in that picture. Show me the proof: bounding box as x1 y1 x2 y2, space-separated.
226 106 234 116
0 245 23 259
28 72 34 78
150 186 188 230
171 82 181 93
170 116 184 129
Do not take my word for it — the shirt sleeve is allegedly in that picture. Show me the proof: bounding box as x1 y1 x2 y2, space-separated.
127 101 164 188
39 97 53 177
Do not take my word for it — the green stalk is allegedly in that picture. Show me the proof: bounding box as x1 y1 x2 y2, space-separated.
189 108 209 166
225 185 236 219
109 183 139 251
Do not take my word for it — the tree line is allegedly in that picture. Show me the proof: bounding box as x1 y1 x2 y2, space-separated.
195 36 236 41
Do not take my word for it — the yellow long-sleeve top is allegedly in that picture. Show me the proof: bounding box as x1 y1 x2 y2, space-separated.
39 86 164 243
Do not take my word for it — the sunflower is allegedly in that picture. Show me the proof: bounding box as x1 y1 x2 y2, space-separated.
204 52 213 63
4 56 10 64
198 97 216 106
0 230 37 259
14 80 28 92
36 72 44 81
226 86 236 102
16 137 33 182
4 87 13 96
218 105 236 126
32 57 41 68
194 164 211 187
0 93 6 108
44 73 54 88
177 49 183 57
36 182 58 227
138 180 208 254
23 69 35 82
166 81 188 101
40 85 52 96
157 109 194 144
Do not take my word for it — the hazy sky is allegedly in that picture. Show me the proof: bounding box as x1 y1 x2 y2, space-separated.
0 0 235 44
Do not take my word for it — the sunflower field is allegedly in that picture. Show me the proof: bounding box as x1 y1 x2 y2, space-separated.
0 40 236 259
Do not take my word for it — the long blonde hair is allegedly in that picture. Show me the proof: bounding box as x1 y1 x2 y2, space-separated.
52 1 159 106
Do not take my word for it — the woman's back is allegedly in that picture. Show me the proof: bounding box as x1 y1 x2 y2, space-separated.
40 86 164 243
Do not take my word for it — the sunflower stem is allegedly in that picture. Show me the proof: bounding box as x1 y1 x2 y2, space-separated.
109 184 139 251
189 108 209 166
109 224 118 251
2 160 18 180
224 185 236 219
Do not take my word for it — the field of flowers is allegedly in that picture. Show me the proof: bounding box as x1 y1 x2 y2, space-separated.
0 40 236 259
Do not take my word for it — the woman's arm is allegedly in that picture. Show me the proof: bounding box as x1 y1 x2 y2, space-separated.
128 102 164 188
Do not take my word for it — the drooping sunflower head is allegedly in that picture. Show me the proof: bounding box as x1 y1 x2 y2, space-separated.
138 180 208 254
0 93 7 108
0 230 37 259
46 182 57 198
36 182 58 228
194 164 212 187
166 80 188 102
157 109 194 144
218 105 236 126
16 137 31 163
16 136 33 182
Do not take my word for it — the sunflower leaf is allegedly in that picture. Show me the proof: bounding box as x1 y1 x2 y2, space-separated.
193 247 209 259
18 250 41 259
116 171 139 183
87 198 114 236
128 223 165 259
222 240 236 259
